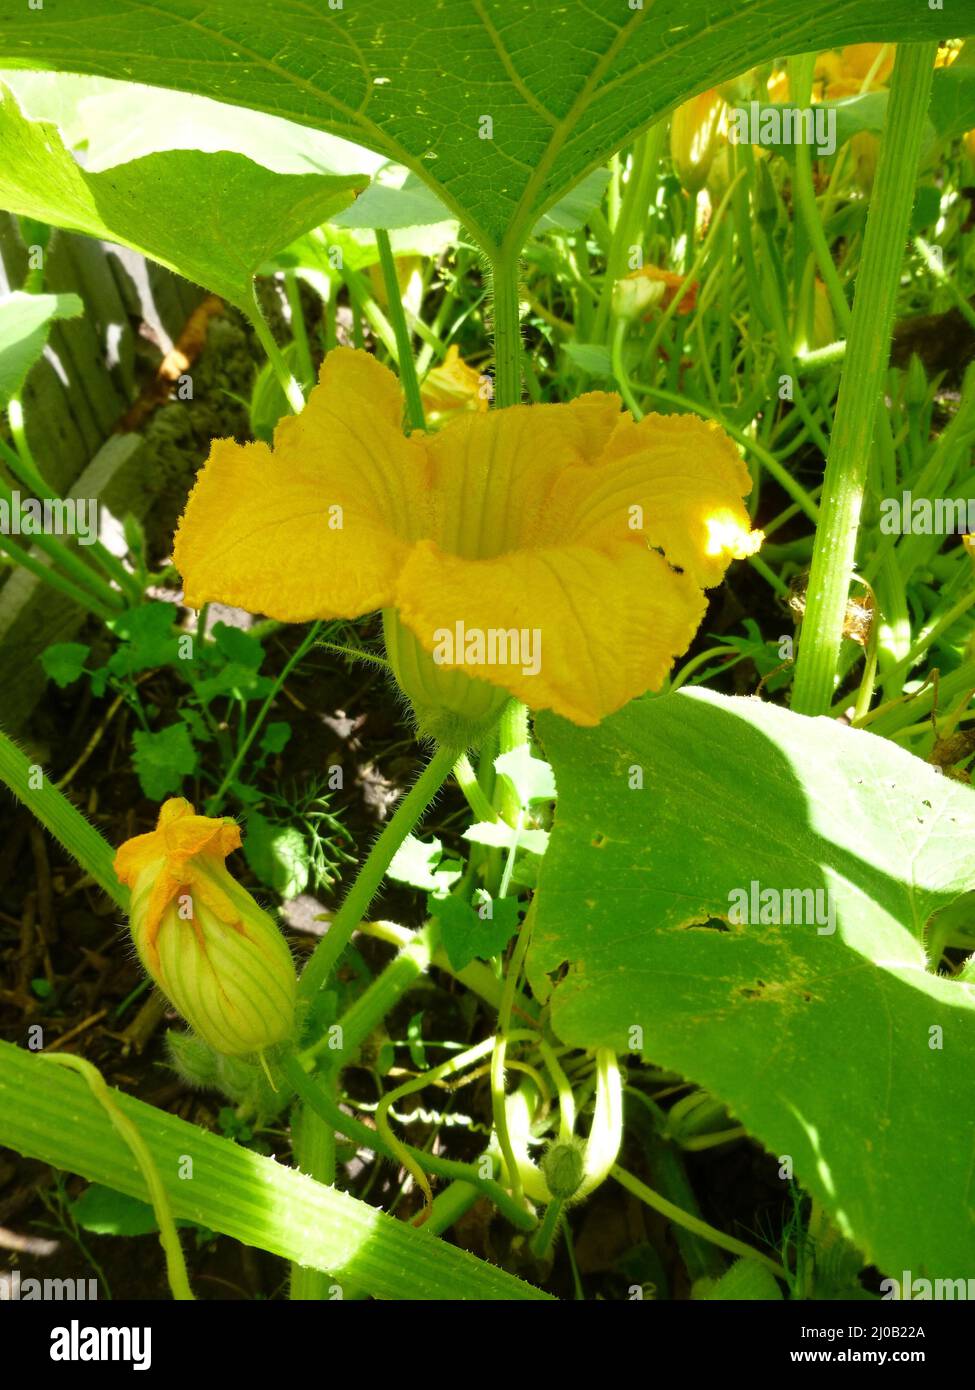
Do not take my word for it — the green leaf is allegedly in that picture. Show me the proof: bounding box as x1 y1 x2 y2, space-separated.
259 721 292 757
0 71 385 178
243 810 309 900
71 1183 197 1237
107 600 179 676
534 167 612 234
530 688 975 1278
432 892 521 972
131 723 198 800
463 820 549 855
333 167 453 230
39 640 90 688
387 834 462 893
0 1040 549 1300
0 85 366 308
194 662 272 704
209 622 265 671
494 742 556 809
0 290 83 407
0 0 961 254
332 162 608 235
562 342 613 379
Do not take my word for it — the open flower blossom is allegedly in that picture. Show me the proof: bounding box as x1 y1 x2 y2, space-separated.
174 348 761 736
114 799 296 1057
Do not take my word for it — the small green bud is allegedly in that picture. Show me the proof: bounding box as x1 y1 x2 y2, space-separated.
114 798 296 1057
541 1139 586 1201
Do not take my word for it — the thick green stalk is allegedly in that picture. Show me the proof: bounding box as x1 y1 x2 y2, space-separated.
490 252 523 408
42 1054 192 1300
376 228 426 430
0 730 126 908
290 1098 337 1301
298 742 461 1003
0 1041 544 1299
791 43 938 715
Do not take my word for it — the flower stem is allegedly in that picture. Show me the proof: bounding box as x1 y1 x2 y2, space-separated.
278 1051 536 1231
298 741 461 1003
247 285 305 414
289 1096 336 1300
376 229 426 431
791 42 939 715
611 1164 787 1281
205 622 321 815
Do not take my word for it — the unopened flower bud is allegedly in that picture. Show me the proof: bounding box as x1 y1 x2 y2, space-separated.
114 799 296 1057
613 266 697 322
541 1139 585 1201
670 89 726 195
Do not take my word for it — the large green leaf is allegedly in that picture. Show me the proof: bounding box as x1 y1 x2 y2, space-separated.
0 1040 549 1300
529 689 975 1278
0 1 964 256
0 290 83 407
0 70 387 177
0 85 367 308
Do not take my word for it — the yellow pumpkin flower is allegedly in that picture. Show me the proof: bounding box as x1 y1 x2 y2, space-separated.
421 344 490 424
114 799 296 1056
670 89 727 194
815 43 895 100
174 348 761 738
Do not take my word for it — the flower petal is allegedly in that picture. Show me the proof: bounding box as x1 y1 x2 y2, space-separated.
425 391 622 557
395 537 707 725
543 410 757 588
174 348 428 620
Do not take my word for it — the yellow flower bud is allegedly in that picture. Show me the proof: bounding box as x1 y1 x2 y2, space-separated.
114 799 296 1057
670 89 726 195
613 265 697 322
